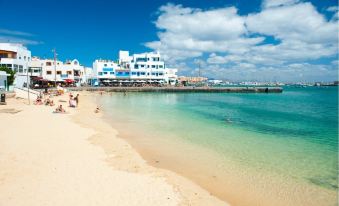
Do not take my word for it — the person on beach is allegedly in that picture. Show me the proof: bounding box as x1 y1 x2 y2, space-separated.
95 106 100 113
55 105 66 113
44 98 51 106
74 94 79 106
34 96 43 105
69 95 77 107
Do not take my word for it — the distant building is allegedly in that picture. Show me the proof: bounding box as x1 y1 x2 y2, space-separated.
0 43 31 87
178 76 208 83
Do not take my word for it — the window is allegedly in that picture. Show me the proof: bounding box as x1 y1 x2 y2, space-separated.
47 71 52 75
19 65 23 69
118 72 123 75
132 72 136 75
136 57 147 62
141 72 145 75
24 56 26 60
46 62 52 66
137 72 140 76
19 68 23 73
125 72 130 75
152 65 156 68
134 64 138 69
98 72 103 75
159 65 163 68
28 57 30 61
147 65 150 68
24 69 27 73
141 65 144 68
67 71 72 75
57 71 62 75
19 56 21 59
110 72 114 75
103 72 108 74
104 64 107 67
159 72 163 76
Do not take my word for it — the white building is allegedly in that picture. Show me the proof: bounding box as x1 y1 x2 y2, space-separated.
0 43 31 87
29 57 89 86
93 59 119 79
93 50 177 85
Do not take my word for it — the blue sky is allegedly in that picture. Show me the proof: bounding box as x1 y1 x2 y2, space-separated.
0 0 338 82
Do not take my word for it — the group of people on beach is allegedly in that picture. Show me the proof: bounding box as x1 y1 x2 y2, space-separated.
33 95 54 106
33 87 102 114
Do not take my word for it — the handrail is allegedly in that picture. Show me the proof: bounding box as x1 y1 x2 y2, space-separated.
14 87 41 96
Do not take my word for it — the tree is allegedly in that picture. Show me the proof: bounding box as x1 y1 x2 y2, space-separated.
0 66 16 86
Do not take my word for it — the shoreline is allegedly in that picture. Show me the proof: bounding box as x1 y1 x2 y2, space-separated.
0 91 228 206
72 92 228 206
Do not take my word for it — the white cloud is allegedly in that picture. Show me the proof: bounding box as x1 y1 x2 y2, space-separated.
327 6 338 12
246 2 337 44
262 0 300 9
0 28 41 45
145 2 338 81
0 36 42 45
202 63 338 82
0 29 33 36
145 4 263 61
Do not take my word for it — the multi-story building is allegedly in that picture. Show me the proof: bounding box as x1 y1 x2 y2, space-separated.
29 57 89 86
0 43 31 87
93 50 177 85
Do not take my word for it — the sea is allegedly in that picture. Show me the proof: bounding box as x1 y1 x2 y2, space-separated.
97 86 338 206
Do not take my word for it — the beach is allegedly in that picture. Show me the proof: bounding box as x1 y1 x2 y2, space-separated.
0 92 227 206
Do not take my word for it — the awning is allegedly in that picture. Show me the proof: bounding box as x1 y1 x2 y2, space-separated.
64 79 75 83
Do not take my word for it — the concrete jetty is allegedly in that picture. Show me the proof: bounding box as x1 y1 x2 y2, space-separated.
68 86 283 93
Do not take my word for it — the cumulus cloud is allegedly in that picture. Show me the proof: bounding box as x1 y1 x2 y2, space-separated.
145 4 263 61
145 1 338 81
246 2 337 44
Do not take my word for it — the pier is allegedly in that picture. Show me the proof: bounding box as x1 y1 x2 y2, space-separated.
68 86 283 93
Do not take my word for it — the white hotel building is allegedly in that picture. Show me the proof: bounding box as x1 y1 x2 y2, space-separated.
93 51 178 85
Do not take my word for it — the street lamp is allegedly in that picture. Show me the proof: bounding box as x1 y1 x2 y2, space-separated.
26 61 30 105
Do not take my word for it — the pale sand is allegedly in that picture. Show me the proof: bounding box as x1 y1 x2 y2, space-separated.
0 92 227 206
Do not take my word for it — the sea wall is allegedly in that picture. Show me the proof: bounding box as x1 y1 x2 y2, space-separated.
67 86 283 93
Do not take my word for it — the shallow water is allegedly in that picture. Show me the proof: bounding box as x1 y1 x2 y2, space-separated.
98 87 338 206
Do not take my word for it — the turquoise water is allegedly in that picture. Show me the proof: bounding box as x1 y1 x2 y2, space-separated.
98 87 338 205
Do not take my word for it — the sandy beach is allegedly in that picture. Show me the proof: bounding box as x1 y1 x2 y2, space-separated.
0 91 227 206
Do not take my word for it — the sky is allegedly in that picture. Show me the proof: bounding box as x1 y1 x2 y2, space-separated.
0 0 338 82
